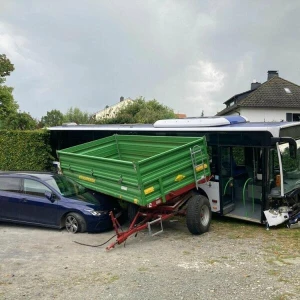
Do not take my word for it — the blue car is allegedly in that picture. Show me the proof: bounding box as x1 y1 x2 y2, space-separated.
0 172 123 233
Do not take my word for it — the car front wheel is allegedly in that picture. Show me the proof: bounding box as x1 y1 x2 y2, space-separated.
65 213 87 233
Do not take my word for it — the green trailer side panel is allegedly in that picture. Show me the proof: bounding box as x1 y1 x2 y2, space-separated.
57 135 210 206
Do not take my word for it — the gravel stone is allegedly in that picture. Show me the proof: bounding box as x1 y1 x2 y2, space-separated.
0 219 299 300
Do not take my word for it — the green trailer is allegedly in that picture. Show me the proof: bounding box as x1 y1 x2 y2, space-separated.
57 134 210 207
57 134 212 248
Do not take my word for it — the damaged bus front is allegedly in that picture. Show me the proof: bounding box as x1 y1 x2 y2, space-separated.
266 137 300 228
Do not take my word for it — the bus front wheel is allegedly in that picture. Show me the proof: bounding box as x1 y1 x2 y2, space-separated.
186 194 211 235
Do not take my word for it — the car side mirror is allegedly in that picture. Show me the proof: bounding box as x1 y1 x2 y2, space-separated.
45 191 55 202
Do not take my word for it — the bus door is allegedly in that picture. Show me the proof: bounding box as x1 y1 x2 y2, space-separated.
220 146 263 221
243 147 264 220
220 147 235 214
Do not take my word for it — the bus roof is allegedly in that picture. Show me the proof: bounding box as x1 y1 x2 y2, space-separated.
48 120 300 139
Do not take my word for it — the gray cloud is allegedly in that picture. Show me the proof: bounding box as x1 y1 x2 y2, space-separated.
0 0 300 119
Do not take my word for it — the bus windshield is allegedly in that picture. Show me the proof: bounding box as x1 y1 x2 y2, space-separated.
279 139 300 193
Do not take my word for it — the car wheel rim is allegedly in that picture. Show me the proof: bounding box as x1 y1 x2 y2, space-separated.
200 205 210 226
66 216 78 233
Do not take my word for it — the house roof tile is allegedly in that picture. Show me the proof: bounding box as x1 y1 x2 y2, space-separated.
217 76 300 116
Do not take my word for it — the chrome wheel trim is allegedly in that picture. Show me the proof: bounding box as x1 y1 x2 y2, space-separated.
200 205 210 226
65 216 79 233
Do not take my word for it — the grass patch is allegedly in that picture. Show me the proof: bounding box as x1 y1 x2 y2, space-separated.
265 258 276 265
273 292 296 300
210 218 263 239
278 277 291 284
106 275 119 283
267 269 281 276
138 267 149 272
210 217 300 262
207 259 219 264
264 233 300 262
71 272 120 285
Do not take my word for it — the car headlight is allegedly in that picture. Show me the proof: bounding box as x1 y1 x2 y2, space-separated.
84 209 108 216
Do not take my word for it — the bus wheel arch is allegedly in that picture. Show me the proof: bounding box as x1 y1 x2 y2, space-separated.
192 188 209 199
186 194 212 235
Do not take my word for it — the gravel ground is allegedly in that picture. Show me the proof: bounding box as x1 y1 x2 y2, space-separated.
0 218 299 300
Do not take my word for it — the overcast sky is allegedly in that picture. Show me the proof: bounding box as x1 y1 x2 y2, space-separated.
1 0 300 119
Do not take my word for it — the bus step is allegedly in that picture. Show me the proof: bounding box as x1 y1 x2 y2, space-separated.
223 203 235 214
147 217 163 236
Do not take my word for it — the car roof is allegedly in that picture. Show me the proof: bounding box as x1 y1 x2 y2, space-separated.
0 171 54 181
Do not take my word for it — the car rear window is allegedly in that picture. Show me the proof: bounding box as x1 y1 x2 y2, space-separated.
0 177 21 193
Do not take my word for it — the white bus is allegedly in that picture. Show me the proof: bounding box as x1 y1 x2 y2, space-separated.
49 116 300 228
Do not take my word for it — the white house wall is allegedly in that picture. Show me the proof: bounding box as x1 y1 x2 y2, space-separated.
233 108 300 122
95 99 133 120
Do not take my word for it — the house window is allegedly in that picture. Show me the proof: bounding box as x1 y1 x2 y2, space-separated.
293 114 300 121
284 88 292 94
286 113 300 121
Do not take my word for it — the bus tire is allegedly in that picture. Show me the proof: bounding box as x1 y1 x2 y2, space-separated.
186 194 211 235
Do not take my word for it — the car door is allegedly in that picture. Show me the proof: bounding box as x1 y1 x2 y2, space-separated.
0 177 22 221
19 179 59 226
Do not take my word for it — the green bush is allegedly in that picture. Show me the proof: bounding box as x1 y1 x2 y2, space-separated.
0 130 54 171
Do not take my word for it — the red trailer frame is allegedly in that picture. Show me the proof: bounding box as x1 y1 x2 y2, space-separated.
106 179 212 250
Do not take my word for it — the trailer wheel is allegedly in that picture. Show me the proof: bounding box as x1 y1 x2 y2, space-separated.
65 213 87 233
186 194 211 235
127 203 140 223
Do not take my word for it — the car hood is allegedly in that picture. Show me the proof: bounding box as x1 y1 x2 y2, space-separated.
62 192 118 211
62 195 103 210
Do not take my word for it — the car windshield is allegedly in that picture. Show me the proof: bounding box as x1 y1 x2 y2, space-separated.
279 139 300 193
45 175 86 198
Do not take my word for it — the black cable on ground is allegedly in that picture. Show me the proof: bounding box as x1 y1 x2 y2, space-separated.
73 234 116 248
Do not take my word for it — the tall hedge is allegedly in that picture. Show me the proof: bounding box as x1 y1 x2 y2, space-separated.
0 130 53 171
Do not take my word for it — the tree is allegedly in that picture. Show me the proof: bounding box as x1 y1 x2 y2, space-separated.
41 109 65 127
0 54 14 84
63 107 92 124
0 54 36 130
97 97 176 124
0 86 19 121
4 111 37 130
0 54 19 129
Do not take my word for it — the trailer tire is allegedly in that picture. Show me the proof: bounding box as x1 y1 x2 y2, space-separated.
127 203 140 223
65 213 87 233
186 194 211 235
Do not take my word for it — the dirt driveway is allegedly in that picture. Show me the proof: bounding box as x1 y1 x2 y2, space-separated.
0 218 299 300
